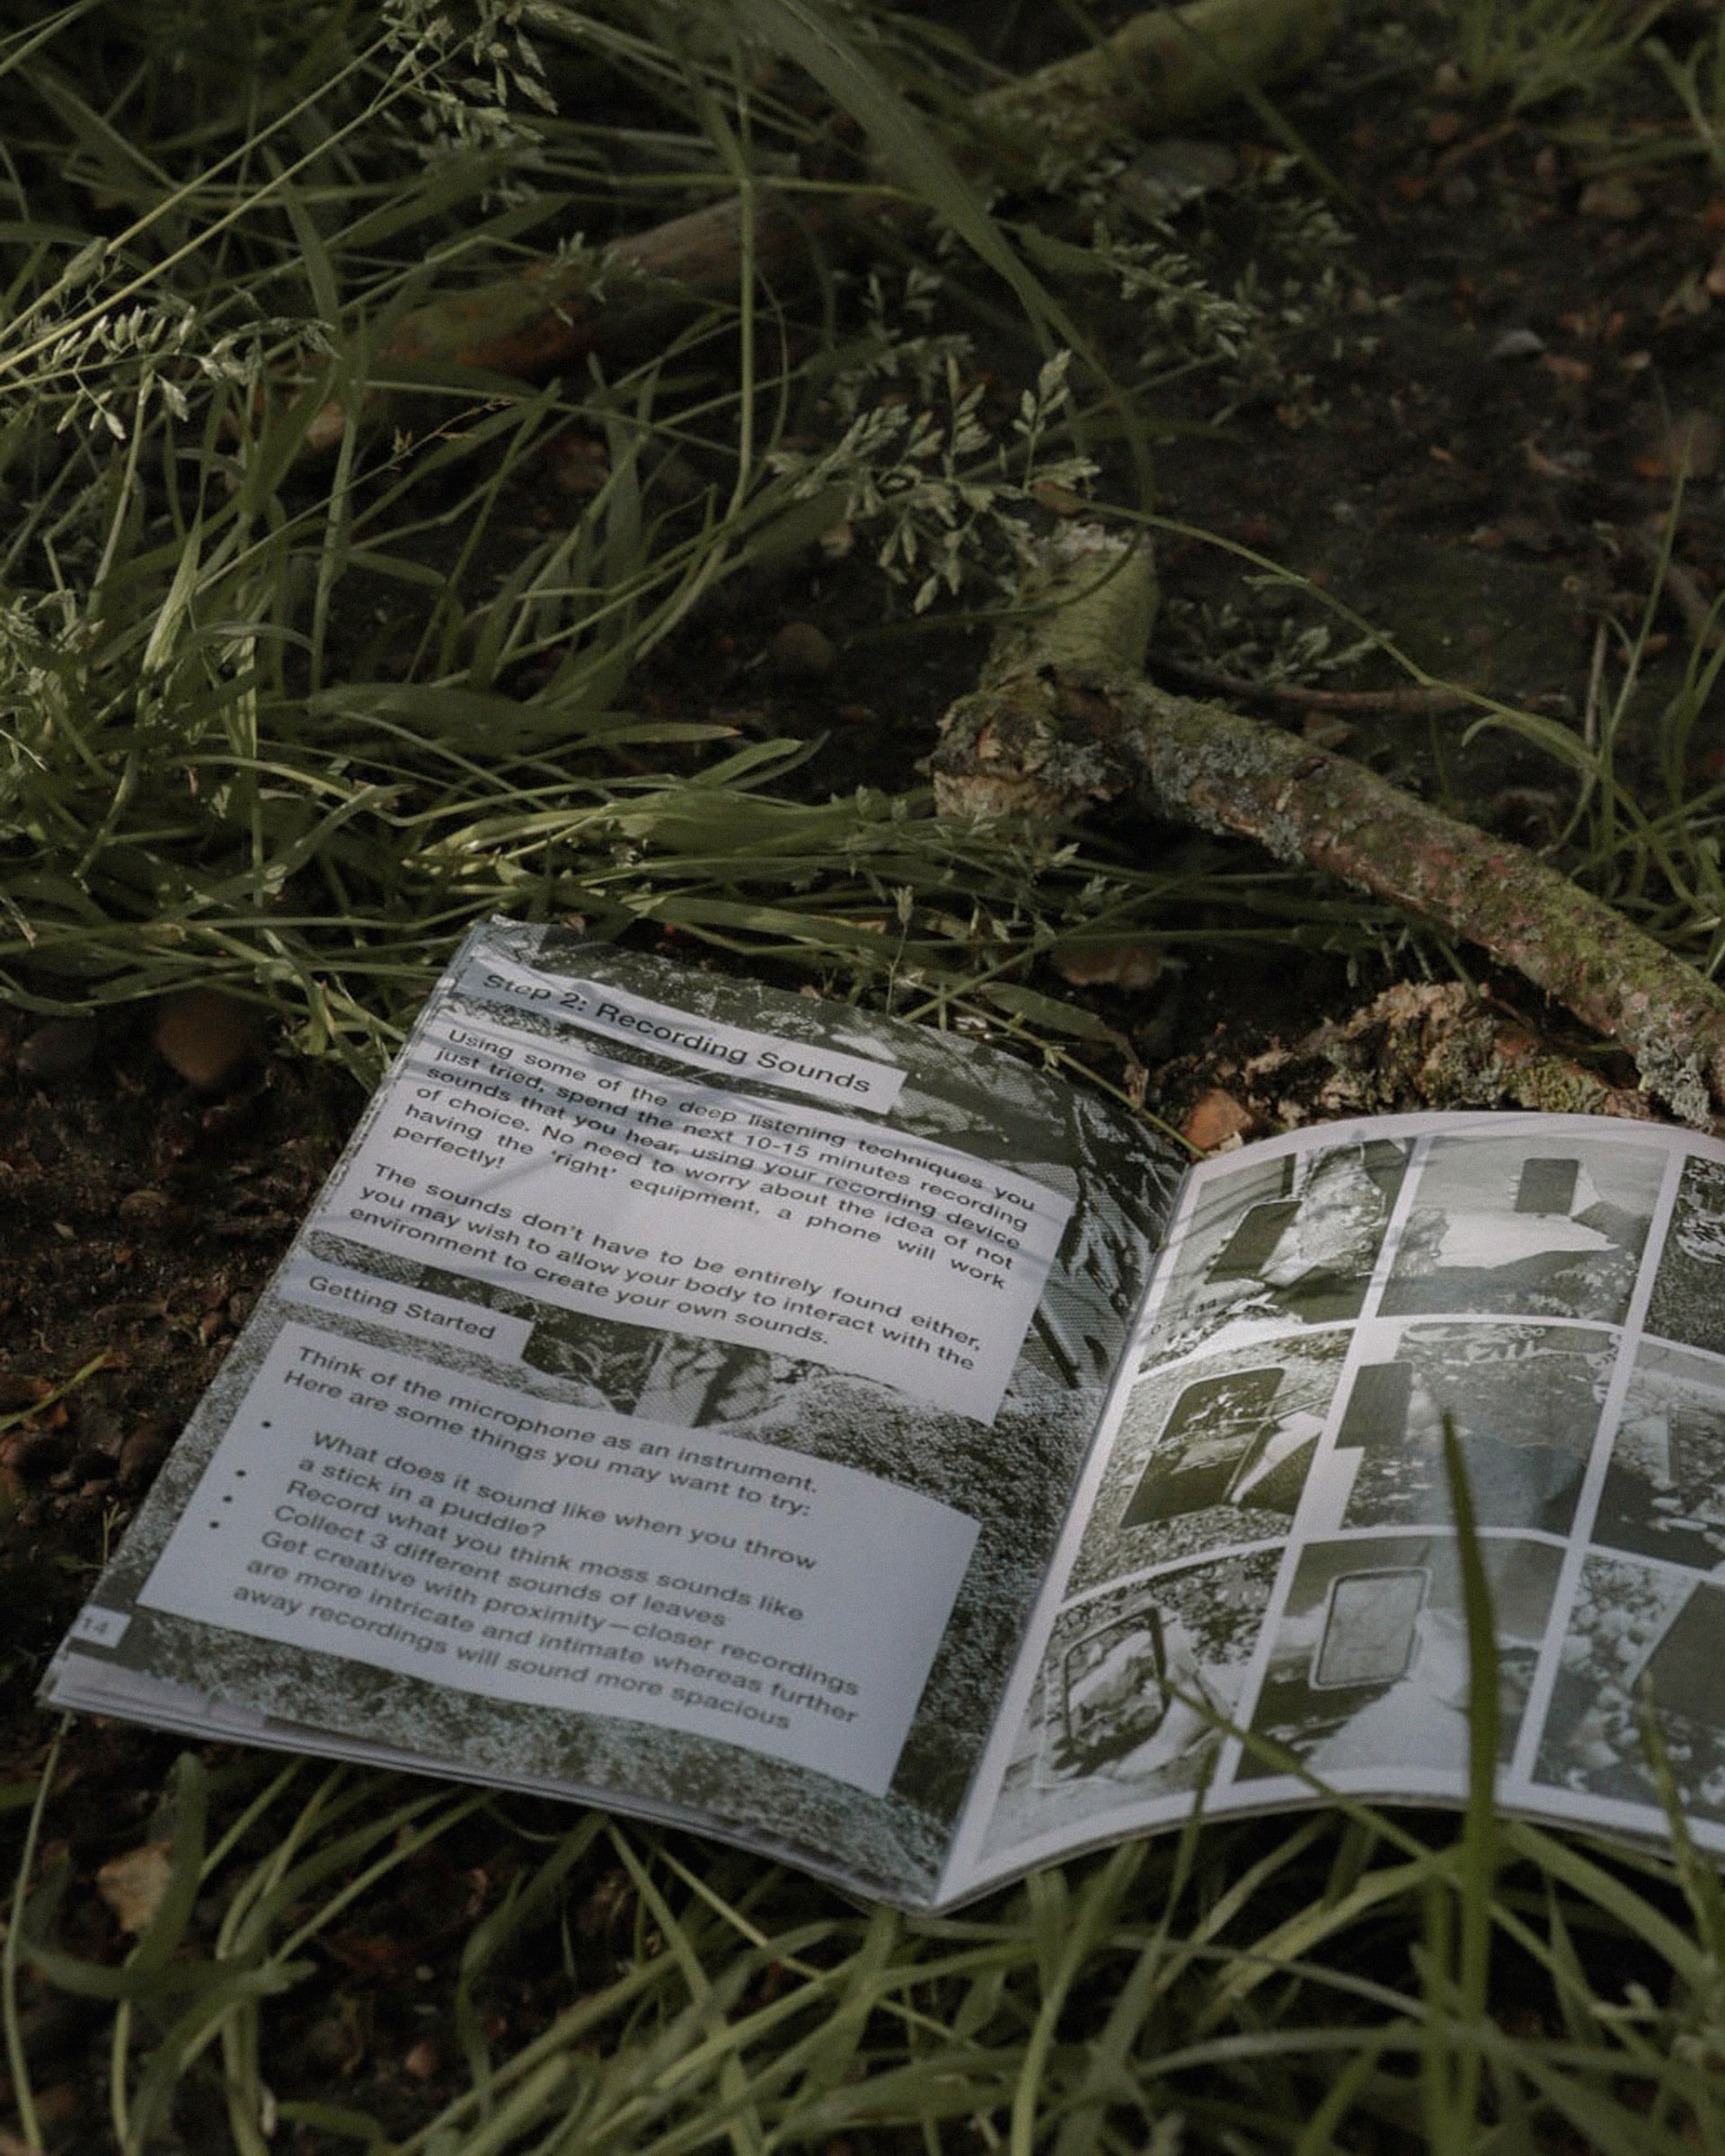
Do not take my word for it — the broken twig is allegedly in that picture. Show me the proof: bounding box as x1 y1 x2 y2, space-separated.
933 529 1725 1126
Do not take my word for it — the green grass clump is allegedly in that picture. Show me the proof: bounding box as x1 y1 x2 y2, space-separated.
0 0 1373 1076
10 1718 1725 2155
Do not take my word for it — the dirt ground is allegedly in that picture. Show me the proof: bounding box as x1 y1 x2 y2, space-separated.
4 2 1723 2143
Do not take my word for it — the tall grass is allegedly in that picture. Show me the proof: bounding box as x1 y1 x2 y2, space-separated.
0 0 1385 1076
10 1721 1725 2156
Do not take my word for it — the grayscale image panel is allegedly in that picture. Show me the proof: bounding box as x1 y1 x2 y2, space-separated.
1148 1140 1410 1364
1067 1334 1349 1596
1312 1568 1429 1689
980 1547 1282 1860
1338 1324 1614 1536
1593 1342 1725 1571
1381 1135 1663 1324
1243 1533 1561 1783
1535 1554 1725 1827
1645 1154 1725 1360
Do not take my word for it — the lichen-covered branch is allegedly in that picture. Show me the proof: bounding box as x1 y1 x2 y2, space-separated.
933 532 1725 1127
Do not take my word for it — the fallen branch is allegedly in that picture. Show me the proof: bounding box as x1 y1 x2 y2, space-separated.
308 0 1340 448
933 529 1725 1126
969 0 1340 165
306 191 860 451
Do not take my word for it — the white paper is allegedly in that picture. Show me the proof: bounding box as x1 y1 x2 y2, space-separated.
461 950 906 1112
137 1325 978 1796
313 996 1071 1423
279 1260 535 1356
944 1109 1725 1903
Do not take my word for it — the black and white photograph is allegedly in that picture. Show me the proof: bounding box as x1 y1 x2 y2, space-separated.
1592 1342 1725 1571
1337 1323 1615 1536
1380 1133 1664 1323
524 1307 810 1422
1146 1138 1411 1362
1241 1533 1562 1782
1066 1334 1350 1596
1535 1555 1725 1828
981 1548 1281 1856
1643 1153 1725 1360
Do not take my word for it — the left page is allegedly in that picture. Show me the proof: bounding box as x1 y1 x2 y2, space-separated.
43 920 1184 1907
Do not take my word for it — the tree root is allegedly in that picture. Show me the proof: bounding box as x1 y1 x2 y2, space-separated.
932 529 1725 1127
307 0 1340 449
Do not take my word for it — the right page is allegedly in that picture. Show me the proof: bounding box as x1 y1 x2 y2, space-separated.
944 1110 1725 1902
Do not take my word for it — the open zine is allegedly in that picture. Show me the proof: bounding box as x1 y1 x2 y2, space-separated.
44 921 1725 1906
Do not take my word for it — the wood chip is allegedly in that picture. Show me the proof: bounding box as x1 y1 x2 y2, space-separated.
1181 1087 1256 1151
97 1842 174 1933
1633 408 1721 482
1052 942 1165 992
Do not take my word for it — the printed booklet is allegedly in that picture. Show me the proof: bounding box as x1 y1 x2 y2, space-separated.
42 920 1725 1906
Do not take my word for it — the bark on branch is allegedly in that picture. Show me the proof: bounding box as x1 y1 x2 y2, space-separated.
932 530 1725 1127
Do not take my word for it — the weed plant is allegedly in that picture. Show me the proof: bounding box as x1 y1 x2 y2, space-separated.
6 2 1725 2151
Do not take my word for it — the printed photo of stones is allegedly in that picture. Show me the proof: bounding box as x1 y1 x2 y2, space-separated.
1380 1134 1664 1324
1592 1342 1725 1571
1242 1533 1562 1782
1336 1323 1614 1537
1147 1139 1411 1364
1066 1333 1350 1596
1644 1153 1725 1360
981 1546 1281 1858
1535 1554 1725 1830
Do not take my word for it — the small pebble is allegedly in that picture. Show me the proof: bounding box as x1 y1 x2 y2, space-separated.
118 1420 175 1487
1578 175 1643 221
16 1016 99 1081
768 621 837 682
1491 326 1545 361
550 431 608 497
1053 942 1164 993
153 987 261 1091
